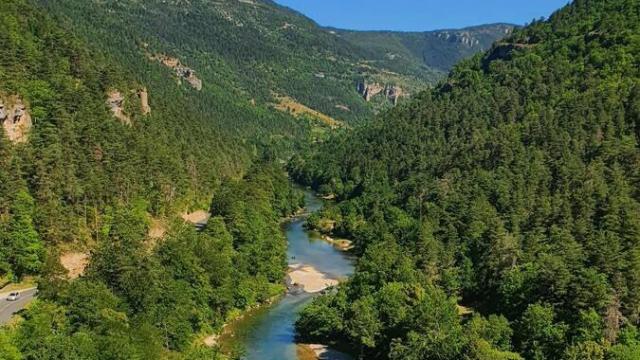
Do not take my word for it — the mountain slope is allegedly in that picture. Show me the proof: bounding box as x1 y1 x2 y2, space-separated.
0 0 515 358
36 0 407 122
0 0 310 250
335 23 515 79
37 0 512 121
0 1 313 354
292 0 640 359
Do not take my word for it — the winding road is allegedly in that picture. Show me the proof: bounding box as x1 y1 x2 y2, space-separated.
0 288 37 325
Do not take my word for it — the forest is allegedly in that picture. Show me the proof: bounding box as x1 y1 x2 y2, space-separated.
1 162 303 359
291 0 640 359
0 0 306 358
36 0 424 123
2 0 639 359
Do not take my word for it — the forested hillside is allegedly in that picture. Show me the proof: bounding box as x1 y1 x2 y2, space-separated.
291 0 640 359
0 1 305 357
336 23 515 80
0 0 537 358
36 0 415 122
37 0 513 122
0 0 307 265
1 162 302 359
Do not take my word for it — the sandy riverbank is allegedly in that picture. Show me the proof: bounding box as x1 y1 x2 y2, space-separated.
287 264 339 293
297 344 352 360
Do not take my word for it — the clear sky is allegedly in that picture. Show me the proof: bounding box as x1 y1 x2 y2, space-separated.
273 0 571 32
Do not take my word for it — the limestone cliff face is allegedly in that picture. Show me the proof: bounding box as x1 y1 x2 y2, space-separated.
437 31 481 47
107 87 152 123
138 88 151 115
151 53 203 91
1 97 32 143
384 85 404 105
435 25 514 49
107 90 131 125
357 81 404 105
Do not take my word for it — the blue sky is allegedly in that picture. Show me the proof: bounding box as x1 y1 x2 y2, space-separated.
274 0 570 32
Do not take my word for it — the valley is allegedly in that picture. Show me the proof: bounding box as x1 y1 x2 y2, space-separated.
217 190 354 360
1 0 639 360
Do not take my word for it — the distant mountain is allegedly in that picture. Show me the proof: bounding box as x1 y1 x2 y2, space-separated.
335 23 515 77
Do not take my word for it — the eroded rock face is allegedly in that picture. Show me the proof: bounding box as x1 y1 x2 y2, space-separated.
0 103 6 121
437 31 481 47
151 53 203 90
357 81 404 105
138 88 151 115
1 97 32 143
385 85 404 105
60 252 89 280
107 90 131 125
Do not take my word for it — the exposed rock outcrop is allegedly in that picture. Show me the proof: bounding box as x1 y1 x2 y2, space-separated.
1 97 32 143
107 90 131 125
357 81 404 105
484 42 535 63
60 252 89 280
435 25 514 49
437 31 481 47
358 81 384 101
181 210 210 231
384 86 404 105
151 53 203 90
138 88 151 115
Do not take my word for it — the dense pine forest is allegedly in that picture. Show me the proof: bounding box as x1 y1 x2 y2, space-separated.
0 0 303 358
3 0 637 359
35 0 415 122
1 162 303 359
291 0 640 359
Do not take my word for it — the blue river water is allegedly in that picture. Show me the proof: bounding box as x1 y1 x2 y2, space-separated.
222 191 354 360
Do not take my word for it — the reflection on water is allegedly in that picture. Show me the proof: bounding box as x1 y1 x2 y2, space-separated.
222 190 354 360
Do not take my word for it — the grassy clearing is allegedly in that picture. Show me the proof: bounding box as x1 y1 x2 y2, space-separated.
273 95 343 129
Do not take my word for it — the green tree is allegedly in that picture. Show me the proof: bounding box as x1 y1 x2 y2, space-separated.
516 304 567 360
6 190 44 276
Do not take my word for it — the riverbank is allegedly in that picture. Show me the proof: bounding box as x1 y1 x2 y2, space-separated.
297 344 352 360
203 293 283 348
287 264 340 293
216 189 354 359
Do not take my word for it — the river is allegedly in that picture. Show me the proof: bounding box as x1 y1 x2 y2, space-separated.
220 190 354 360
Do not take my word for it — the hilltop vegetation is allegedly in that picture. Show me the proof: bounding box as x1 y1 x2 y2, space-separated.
292 0 640 359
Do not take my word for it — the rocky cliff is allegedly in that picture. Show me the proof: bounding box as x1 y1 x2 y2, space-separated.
435 25 513 48
1 96 32 143
150 53 203 91
357 81 404 105
107 90 131 125
138 88 151 115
